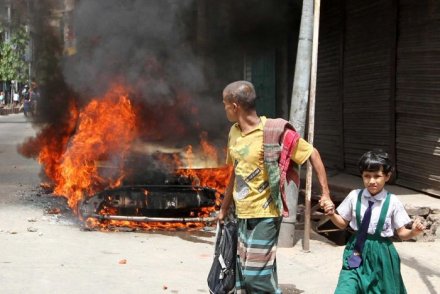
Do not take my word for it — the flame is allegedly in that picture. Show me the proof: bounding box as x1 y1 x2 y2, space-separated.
200 131 218 164
20 84 232 231
18 99 78 187
86 218 208 231
176 133 232 211
46 85 138 211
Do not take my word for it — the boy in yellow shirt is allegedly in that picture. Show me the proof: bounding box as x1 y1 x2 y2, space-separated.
218 80 332 293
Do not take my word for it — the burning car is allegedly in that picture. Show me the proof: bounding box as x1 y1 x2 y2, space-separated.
79 184 220 225
19 86 231 230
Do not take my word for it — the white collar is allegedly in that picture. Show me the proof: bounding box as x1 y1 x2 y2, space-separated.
362 188 387 202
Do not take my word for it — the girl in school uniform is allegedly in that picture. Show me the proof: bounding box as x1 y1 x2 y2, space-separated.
321 150 425 294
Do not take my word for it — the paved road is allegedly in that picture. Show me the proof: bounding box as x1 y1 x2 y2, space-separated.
0 113 439 294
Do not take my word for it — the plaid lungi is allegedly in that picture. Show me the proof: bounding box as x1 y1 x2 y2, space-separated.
235 217 283 294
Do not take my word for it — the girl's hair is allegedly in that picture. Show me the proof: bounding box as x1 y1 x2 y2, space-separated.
358 149 393 174
223 80 256 111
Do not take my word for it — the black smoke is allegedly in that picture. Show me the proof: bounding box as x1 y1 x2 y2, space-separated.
64 1 202 103
21 0 298 180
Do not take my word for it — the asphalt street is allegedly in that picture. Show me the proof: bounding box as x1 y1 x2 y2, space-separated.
0 113 439 294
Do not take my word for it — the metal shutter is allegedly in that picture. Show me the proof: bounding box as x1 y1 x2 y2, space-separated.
395 0 440 196
315 0 344 170
342 0 395 174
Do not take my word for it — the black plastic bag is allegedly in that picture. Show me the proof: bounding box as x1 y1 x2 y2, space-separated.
207 221 237 294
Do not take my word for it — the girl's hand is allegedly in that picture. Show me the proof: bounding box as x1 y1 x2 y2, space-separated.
411 218 426 235
319 198 335 216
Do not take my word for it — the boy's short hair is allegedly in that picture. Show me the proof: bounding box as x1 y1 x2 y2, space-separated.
358 149 393 174
223 80 256 111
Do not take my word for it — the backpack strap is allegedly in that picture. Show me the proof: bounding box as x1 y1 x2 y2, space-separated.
355 189 363 227
278 129 300 216
279 130 299 185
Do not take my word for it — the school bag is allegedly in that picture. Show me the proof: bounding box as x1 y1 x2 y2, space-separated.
207 220 237 294
263 118 301 217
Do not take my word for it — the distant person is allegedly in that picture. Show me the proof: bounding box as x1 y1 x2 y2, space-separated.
218 80 333 293
29 83 40 116
321 150 425 293
0 91 4 105
13 92 20 106
23 86 32 117
21 85 29 102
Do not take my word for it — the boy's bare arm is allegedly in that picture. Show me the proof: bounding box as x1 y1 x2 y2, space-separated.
396 218 425 240
310 148 336 216
309 148 331 200
217 171 235 221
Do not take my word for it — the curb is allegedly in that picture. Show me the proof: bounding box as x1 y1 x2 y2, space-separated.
0 107 23 115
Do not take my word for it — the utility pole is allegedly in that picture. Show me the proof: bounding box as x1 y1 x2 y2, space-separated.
303 0 322 252
279 0 314 249
26 0 32 86
6 0 12 106
289 0 314 138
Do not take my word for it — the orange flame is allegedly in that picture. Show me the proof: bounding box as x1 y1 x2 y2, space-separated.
50 85 138 210
176 133 232 203
21 84 232 231
18 99 79 188
200 131 218 164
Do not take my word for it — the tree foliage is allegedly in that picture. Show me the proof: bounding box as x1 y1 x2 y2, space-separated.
0 26 29 82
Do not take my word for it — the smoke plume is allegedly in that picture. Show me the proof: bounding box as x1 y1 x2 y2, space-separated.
18 0 298 185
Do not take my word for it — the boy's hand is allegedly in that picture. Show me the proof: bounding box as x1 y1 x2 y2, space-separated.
319 198 335 216
411 218 426 235
215 208 226 223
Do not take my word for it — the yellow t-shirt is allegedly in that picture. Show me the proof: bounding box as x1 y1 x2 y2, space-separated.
226 116 313 218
